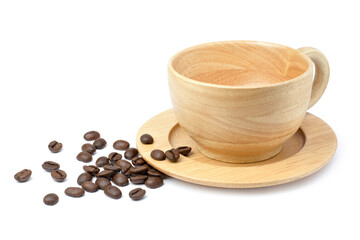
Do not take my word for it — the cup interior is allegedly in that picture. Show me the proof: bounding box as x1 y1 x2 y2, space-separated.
171 41 310 87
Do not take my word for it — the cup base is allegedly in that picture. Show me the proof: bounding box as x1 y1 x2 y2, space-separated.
196 144 284 164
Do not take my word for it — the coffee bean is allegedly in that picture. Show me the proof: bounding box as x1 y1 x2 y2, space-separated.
176 146 192 156
96 170 115 179
96 156 109 167
95 178 112 190
83 165 100 175
147 169 165 178
103 164 121 172
132 165 148 174
108 152 117 159
84 131 100 141
129 188 146 200
140 134 154 144
115 160 131 173
81 143 96 154
104 185 122 199
112 173 129 187
77 172 93 185
65 187 85 197
43 193 59 206
77 152 93 163
51 169 67 182
93 138 107 149
108 152 122 162
113 140 130 150
48 140 62 153
42 161 60 171
132 156 146 166
14 169 32 182
124 148 138 160
130 175 148 184
147 165 155 171
81 181 98 192
151 149 166 160
145 177 163 189
165 148 180 162
123 167 134 177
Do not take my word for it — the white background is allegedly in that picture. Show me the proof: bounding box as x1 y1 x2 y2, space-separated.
0 0 358 239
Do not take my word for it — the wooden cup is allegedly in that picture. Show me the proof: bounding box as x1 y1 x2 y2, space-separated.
168 41 330 163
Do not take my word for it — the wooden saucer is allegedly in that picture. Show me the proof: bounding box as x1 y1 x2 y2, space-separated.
136 109 337 188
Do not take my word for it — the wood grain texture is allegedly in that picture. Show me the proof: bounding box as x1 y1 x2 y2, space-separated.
171 41 309 87
168 41 330 163
136 109 337 188
298 47 330 109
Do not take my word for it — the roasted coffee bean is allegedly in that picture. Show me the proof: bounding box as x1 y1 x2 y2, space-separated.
95 177 112 190
103 164 121 172
176 146 192 156
151 149 166 160
81 143 96 154
77 152 92 163
96 170 115 179
93 138 107 149
132 165 148 174
65 187 85 197
43 193 59 206
132 156 146 166
83 165 100 175
104 185 122 199
130 175 148 184
115 160 131 173
147 165 155 171
108 152 117 159
123 167 134 177
113 140 130 150
166 148 180 162
84 131 100 141
42 161 60 171
147 169 165 178
129 188 146 200
108 152 122 162
48 140 62 153
81 181 98 192
140 134 154 144
112 173 129 187
124 148 138 160
77 172 93 185
96 156 109 167
145 177 163 189
14 169 32 182
51 169 67 182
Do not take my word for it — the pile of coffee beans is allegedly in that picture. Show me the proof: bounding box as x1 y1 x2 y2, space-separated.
14 131 193 206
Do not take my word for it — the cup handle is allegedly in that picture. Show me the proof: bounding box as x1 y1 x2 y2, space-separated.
297 47 330 109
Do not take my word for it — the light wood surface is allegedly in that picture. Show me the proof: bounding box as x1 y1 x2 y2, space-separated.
168 41 330 163
298 47 330 109
136 109 337 188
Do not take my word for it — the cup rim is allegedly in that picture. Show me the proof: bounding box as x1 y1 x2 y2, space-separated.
168 40 313 89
